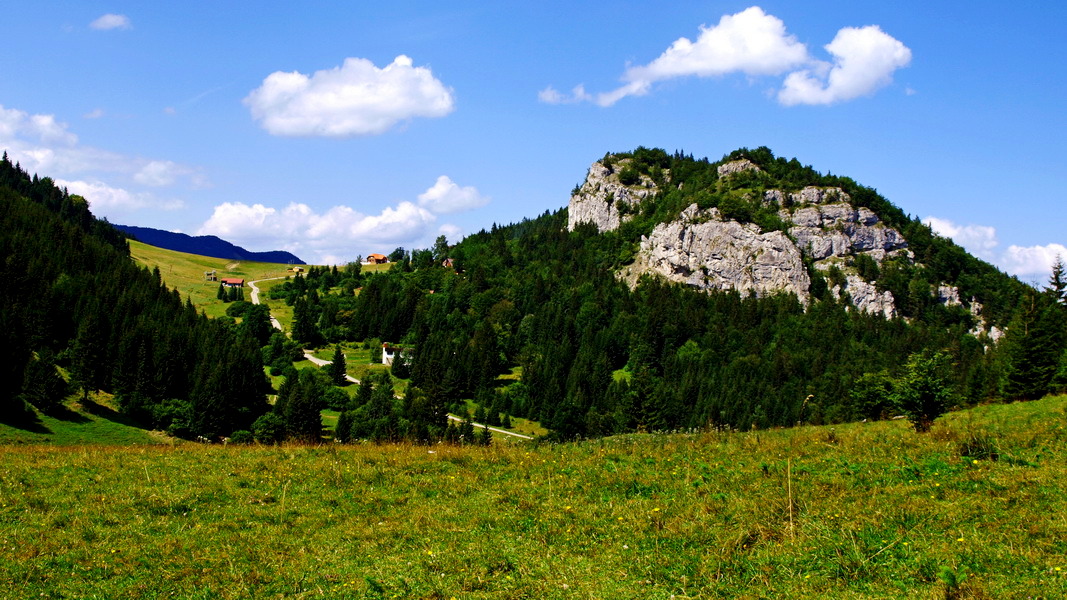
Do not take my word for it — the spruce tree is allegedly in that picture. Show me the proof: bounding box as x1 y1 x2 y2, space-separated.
1002 291 1063 400
459 412 475 444
328 345 348 386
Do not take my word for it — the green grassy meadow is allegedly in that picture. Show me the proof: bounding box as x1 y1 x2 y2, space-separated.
1 396 1064 598
128 240 303 318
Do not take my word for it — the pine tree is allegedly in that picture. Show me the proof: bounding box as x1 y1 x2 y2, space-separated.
21 350 70 413
1002 291 1063 400
328 345 347 386
284 370 324 442
479 424 492 446
459 412 475 444
1049 256 1066 305
70 314 108 401
291 297 320 345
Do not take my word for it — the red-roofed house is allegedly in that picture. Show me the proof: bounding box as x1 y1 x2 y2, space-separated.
367 253 388 264
221 278 244 288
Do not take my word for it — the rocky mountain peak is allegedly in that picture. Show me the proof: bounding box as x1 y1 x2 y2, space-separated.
568 158 659 233
566 151 1004 335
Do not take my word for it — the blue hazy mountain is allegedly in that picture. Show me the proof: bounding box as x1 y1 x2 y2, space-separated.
115 224 305 265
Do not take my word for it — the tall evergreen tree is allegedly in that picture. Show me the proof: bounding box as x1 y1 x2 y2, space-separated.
1002 291 1063 400
328 345 347 386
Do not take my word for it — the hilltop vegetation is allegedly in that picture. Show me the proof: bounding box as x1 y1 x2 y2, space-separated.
275 147 1066 442
1 396 1064 598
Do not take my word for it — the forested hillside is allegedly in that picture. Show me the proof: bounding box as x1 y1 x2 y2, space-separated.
277 147 1066 440
0 152 268 438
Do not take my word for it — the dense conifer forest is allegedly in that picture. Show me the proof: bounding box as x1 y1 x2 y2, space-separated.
0 153 268 437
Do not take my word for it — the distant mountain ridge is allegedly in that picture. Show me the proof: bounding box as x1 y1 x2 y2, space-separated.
115 224 305 265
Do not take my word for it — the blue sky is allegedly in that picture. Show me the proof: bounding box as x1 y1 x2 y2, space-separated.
1 2 1064 280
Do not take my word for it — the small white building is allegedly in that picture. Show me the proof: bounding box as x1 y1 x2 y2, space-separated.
382 343 402 366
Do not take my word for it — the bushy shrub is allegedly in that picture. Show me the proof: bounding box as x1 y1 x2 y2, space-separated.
228 430 253 444
252 412 285 444
618 166 640 186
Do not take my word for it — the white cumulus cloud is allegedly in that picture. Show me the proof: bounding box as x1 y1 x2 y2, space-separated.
90 14 131 31
244 55 455 137
537 85 593 105
197 175 486 263
417 176 490 214
925 215 1066 279
778 25 912 106
1002 244 1067 278
197 200 438 264
543 6 909 107
55 179 184 220
0 103 205 191
924 216 999 260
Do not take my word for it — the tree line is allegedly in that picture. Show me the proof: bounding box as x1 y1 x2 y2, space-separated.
0 152 268 438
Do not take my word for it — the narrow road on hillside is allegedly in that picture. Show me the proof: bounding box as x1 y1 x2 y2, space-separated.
249 276 533 440
247 277 285 331
302 351 361 385
447 415 534 440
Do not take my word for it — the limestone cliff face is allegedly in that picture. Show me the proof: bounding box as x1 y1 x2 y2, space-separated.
567 156 990 323
831 275 896 319
782 198 909 263
621 204 811 303
567 159 658 233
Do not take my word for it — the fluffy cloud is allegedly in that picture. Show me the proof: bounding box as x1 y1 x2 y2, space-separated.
923 216 999 260
778 26 912 105
0 104 204 191
55 179 184 219
198 176 487 264
543 6 909 107
197 201 437 263
1002 244 1067 278
90 14 131 31
244 55 455 137
925 216 1065 279
417 175 490 214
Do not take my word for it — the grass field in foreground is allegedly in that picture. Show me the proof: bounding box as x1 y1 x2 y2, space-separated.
1 396 1064 598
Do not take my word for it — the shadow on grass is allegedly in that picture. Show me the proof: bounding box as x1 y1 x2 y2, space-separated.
0 411 52 434
43 404 90 424
79 399 150 430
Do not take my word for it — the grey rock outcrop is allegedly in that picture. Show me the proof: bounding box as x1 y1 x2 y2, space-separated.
621 204 810 304
568 157 985 322
717 159 762 178
937 285 962 307
831 275 896 319
568 159 658 233
782 200 908 263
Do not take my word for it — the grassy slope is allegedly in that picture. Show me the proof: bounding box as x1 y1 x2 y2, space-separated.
1 396 1064 599
127 240 303 317
0 394 170 446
